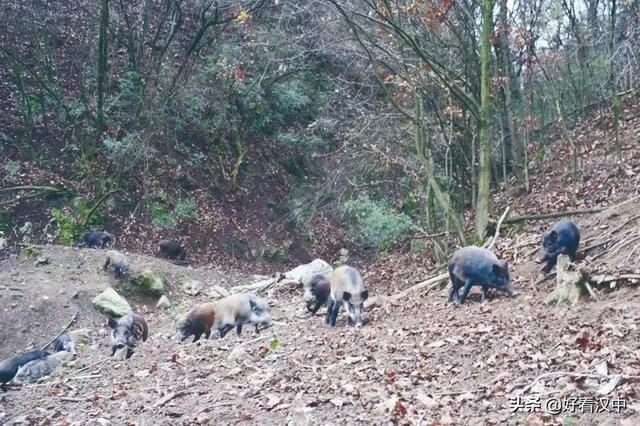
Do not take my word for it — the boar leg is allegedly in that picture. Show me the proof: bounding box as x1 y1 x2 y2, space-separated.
569 246 578 261
325 299 335 325
543 256 556 273
236 323 243 336
219 324 234 338
110 345 117 356
448 268 461 304
480 285 489 303
329 302 341 327
125 347 134 359
309 300 324 317
459 279 474 304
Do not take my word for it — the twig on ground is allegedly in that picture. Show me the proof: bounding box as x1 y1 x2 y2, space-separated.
516 371 640 395
392 273 449 300
73 357 110 376
154 390 193 407
483 206 510 250
40 310 78 351
26 374 102 388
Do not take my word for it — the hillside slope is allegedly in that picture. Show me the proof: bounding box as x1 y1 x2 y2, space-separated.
1 196 639 425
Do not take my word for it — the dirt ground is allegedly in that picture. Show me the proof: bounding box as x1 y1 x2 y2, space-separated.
1 200 639 425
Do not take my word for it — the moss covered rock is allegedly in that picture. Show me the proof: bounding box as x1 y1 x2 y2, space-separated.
92 288 131 317
132 269 167 296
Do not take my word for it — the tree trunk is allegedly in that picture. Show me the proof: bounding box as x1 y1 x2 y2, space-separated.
498 0 519 176
609 0 622 163
96 0 110 146
475 0 495 239
544 254 593 306
415 95 467 245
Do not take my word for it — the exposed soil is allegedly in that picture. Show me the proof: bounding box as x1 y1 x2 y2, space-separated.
1 197 639 425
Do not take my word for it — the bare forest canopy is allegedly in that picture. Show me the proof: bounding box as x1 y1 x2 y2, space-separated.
1 0 640 268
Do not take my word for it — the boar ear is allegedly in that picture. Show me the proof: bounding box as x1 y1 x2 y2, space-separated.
492 264 503 275
343 291 352 302
361 290 369 301
548 230 558 242
107 318 118 329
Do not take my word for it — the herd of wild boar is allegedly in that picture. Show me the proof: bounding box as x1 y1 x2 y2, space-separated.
0 219 580 391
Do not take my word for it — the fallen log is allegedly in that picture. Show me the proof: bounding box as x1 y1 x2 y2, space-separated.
504 208 603 225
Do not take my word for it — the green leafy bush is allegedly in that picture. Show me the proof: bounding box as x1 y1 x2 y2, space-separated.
175 198 198 219
150 201 175 230
51 208 81 245
341 194 413 252
50 196 104 245
3 161 21 183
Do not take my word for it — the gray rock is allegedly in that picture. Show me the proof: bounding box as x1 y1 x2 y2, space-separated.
178 276 204 296
207 285 230 298
156 295 171 310
285 259 333 284
34 256 50 266
92 288 131 317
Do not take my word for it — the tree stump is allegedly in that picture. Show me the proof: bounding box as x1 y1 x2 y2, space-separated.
544 254 593 306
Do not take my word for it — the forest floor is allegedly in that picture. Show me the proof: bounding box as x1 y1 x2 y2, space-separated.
2 85 640 426
1 194 640 425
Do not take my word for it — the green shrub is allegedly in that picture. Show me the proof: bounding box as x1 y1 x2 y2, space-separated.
50 195 106 245
3 161 21 183
51 208 82 245
0 212 11 232
272 79 312 115
175 198 198 219
409 239 426 254
341 194 413 252
150 201 175 230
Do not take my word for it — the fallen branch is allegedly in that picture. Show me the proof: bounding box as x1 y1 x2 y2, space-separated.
26 374 102 388
483 206 510 250
0 185 68 194
154 390 193 407
40 310 78 351
431 385 489 397
234 274 288 294
504 208 603 224
516 371 640 395
73 357 111 376
393 272 449 300
591 274 640 284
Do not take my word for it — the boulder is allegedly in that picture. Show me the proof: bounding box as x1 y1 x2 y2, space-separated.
92 288 131 317
178 276 204 296
156 295 171 310
284 259 333 284
207 285 230 298
132 270 166 296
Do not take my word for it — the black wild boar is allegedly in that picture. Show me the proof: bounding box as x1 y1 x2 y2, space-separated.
159 240 186 261
78 231 114 248
103 250 130 278
538 219 580 273
303 273 331 316
108 313 148 359
448 246 516 304
53 334 76 354
325 266 369 327
0 350 50 391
